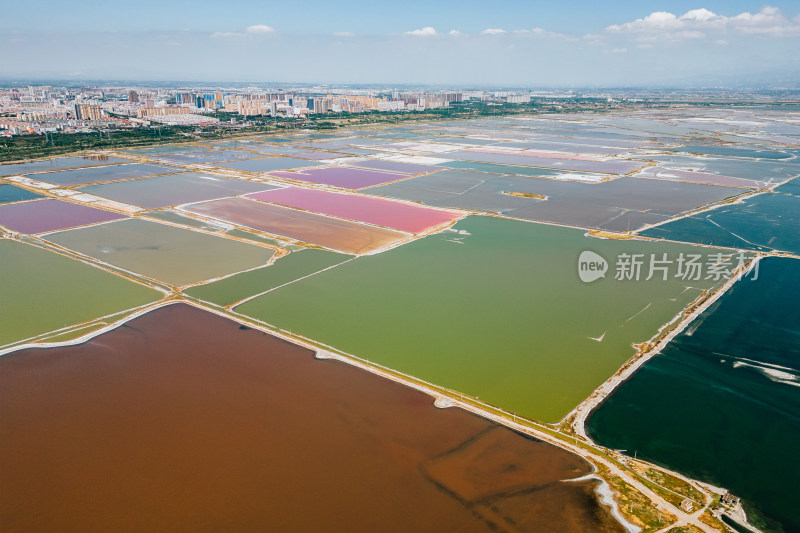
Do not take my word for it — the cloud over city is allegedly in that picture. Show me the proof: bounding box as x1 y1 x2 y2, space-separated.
3 5 798 85
605 6 800 40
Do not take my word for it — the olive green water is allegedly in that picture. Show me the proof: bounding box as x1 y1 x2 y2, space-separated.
45 219 274 287
236 216 725 422
186 249 350 307
0 239 161 347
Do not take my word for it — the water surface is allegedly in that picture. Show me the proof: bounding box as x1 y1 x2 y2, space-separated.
237 216 727 422
1 303 623 533
587 258 800 533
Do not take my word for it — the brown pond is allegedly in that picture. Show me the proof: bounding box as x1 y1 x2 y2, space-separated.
0 303 623 533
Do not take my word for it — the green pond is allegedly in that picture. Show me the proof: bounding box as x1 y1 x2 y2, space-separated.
587 257 800 533
186 249 350 307
236 216 726 422
0 239 161 348
45 219 274 287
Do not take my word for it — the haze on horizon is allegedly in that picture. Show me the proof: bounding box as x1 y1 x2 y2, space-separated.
2 0 799 87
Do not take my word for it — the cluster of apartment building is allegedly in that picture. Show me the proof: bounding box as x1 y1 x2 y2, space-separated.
0 84 539 136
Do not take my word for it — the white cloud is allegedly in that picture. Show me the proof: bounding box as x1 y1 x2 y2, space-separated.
714 39 729 45
730 6 798 35
481 28 506 35
246 24 275 34
604 47 628 54
333 31 355 37
405 26 437 36
605 6 800 40
681 8 719 22
448 29 461 36
607 11 681 32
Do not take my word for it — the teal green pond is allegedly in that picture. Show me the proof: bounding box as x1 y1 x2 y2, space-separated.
236 216 726 423
0 185 42 204
587 257 800 533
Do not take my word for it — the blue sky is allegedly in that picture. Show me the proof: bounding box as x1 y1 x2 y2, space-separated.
2 1 798 86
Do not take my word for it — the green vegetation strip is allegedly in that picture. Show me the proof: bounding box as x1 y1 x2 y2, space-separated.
595 464 677 533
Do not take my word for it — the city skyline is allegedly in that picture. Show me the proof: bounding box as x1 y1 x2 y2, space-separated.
2 1 799 86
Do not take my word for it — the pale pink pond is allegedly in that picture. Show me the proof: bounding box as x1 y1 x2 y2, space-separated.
270 167 409 189
247 187 461 233
0 199 125 234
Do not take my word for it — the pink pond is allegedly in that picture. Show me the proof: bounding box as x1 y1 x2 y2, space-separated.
0 199 125 234
246 187 461 234
270 167 408 189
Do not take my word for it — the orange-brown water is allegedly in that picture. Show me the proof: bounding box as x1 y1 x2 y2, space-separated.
183 197 406 254
0 304 623 532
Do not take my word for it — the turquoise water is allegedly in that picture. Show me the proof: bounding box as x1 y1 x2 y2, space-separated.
778 177 800 197
587 258 800 533
0 185 42 204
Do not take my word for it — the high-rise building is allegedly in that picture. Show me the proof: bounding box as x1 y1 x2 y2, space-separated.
74 104 102 121
310 97 329 113
128 90 139 103
506 95 531 104
136 106 192 118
